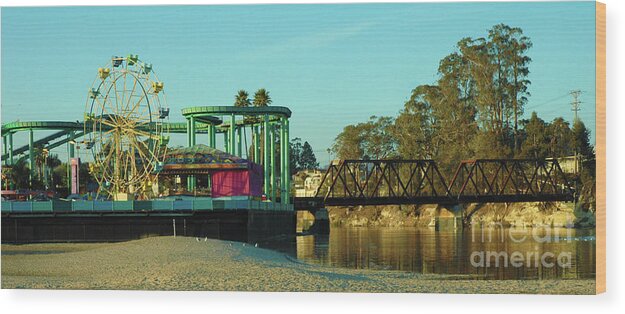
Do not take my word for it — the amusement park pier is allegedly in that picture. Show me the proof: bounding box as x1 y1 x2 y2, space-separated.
1 55 298 242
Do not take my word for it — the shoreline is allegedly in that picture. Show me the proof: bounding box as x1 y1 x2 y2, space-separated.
1 236 595 294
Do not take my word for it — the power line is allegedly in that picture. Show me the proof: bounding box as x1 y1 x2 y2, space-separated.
525 92 570 111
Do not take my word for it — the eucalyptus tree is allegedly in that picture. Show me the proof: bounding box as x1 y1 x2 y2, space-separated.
547 117 573 158
433 52 478 170
572 119 594 159
488 24 532 153
331 116 397 161
457 37 498 138
361 116 397 160
392 85 438 159
519 112 549 159
331 124 365 160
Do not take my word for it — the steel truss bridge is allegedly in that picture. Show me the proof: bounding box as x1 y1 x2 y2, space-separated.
294 159 574 210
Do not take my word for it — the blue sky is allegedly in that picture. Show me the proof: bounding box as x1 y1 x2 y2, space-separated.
1 2 597 164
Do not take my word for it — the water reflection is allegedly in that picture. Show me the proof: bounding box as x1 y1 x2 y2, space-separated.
292 227 595 280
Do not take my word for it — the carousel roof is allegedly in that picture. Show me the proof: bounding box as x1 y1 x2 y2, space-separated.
162 144 250 174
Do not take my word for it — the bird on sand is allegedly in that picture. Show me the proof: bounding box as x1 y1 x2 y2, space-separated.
204 237 208 242
195 237 200 242
255 243 258 247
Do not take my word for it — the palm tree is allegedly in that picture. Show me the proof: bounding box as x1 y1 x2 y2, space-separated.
32 145 46 181
46 154 62 190
253 89 272 107
252 89 272 163
235 90 255 149
234 90 251 107
7 159 30 189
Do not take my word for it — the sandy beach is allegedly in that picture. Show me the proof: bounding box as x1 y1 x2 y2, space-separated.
1 236 594 294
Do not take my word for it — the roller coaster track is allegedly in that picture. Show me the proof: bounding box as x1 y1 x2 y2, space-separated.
0 120 217 161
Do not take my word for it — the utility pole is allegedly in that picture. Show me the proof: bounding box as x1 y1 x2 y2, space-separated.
570 90 582 175
570 90 582 122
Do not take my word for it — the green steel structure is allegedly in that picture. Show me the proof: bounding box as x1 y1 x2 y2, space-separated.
181 106 292 205
2 106 292 204
1 120 215 192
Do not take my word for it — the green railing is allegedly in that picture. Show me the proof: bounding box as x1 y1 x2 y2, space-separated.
0 199 293 214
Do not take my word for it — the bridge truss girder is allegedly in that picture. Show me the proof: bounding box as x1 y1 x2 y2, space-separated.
448 159 574 202
314 159 450 200
294 159 574 210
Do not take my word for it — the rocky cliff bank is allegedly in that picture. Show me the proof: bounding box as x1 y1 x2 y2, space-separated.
327 202 595 228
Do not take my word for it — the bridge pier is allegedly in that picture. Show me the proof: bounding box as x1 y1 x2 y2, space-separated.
308 208 330 234
433 205 464 232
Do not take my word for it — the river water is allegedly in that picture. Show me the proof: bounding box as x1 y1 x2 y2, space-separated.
279 227 595 280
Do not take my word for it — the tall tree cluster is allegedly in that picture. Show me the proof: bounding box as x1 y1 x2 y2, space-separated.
331 116 397 161
290 137 319 174
330 24 595 186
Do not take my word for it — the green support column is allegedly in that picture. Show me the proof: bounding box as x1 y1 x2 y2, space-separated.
189 116 196 146
212 125 217 148
229 114 236 155
263 114 270 196
254 125 260 163
207 124 215 192
191 117 197 191
187 176 195 193
280 118 287 204
187 117 196 192
284 119 290 205
69 131 75 159
223 131 229 153
43 151 49 189
270 123 276 202
237 126 242 157
207 125 212 147
208 124 216 148
8 132 13 166
2 135 6 165
186 118 191 191
186 118 192 148
67 132 75 195
7 132 14 189
29 129 34 187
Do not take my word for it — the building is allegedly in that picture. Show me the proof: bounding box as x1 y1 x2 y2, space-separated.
294 169 323 197
547 156 580 175
161 144 263 198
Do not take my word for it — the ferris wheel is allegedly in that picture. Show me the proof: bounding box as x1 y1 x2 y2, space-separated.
84 54 170 199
